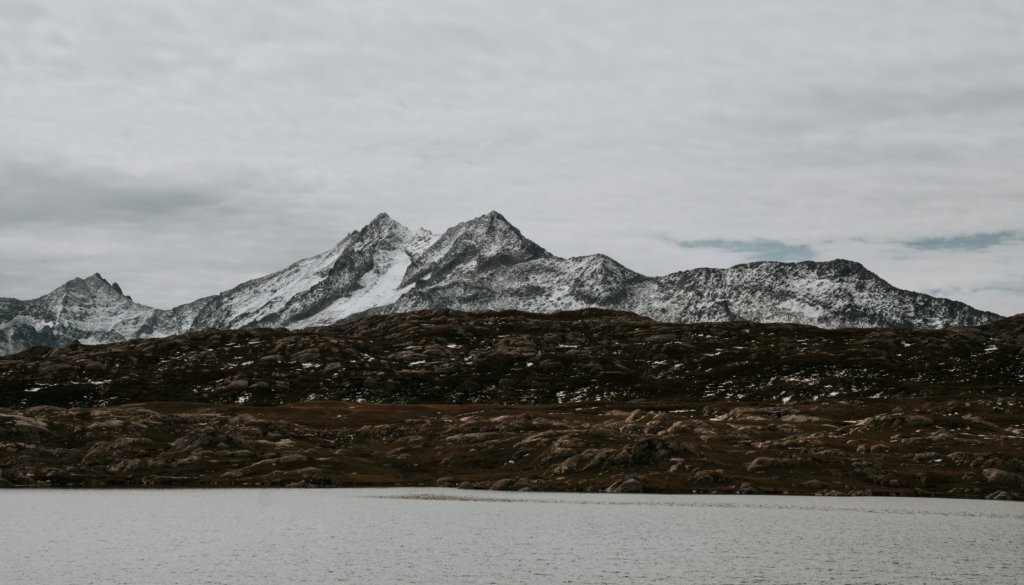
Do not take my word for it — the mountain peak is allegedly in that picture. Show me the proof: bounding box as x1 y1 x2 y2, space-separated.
368 212 397 226
400 211 550 286
471 210 509 224
59 273 114 293
36 273 138 307
818 258 870 274
354 212 411 245
461 211 536 244
797 259 878 281
579 253 636 274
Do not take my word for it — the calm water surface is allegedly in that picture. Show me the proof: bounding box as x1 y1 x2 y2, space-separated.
2 489 1021 584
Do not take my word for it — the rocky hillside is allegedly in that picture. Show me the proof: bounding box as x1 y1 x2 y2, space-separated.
0 212 1001 355
1 397 1021 500
2 310 1021 409
2 310 1021 499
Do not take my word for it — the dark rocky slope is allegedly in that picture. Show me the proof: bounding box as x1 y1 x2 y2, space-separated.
1 309 1021 409
1 398 1021 500
0 310 1021 498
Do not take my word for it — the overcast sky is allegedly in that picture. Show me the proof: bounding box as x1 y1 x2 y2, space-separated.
1 0 1022 315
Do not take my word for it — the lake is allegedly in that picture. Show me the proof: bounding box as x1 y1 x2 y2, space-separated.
2 489 1021 584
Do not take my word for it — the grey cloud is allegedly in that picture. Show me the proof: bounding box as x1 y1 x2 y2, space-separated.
0 0 48 22
793 79 1024 127
0 1 1021 315
0 160 224 226
0 158 350 307
905 231 1020 251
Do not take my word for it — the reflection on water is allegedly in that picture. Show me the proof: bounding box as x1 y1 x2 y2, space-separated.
3 489 1022 585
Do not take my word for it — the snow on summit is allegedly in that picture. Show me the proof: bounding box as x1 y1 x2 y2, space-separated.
0 212 1003 355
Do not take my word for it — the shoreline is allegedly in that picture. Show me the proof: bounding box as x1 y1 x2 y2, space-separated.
2 484 1020 502
4 485 1023 508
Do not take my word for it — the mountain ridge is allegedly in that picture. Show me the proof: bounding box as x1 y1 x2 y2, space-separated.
0 211 1003 355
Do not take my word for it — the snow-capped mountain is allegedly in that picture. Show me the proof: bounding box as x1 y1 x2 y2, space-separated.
0 211 1002 355
0 274 167 353
182 213 437 330
383 214 996 328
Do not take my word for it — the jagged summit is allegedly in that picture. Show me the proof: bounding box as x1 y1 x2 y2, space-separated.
400 210 550 287
47 273 132 305
61 272 112 289
0 211 1003 355
351 212 412 247
361 211 405 232
467 210 512 226
0 271 159 354
575 253 636 273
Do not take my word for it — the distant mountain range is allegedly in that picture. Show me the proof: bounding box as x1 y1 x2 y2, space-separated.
0 211 1002 355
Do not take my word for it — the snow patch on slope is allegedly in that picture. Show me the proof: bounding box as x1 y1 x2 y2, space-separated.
285 226 440 328
210 236 354 327
290 248 413 327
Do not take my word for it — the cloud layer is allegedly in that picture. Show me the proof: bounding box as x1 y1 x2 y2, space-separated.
1 1 1021 314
